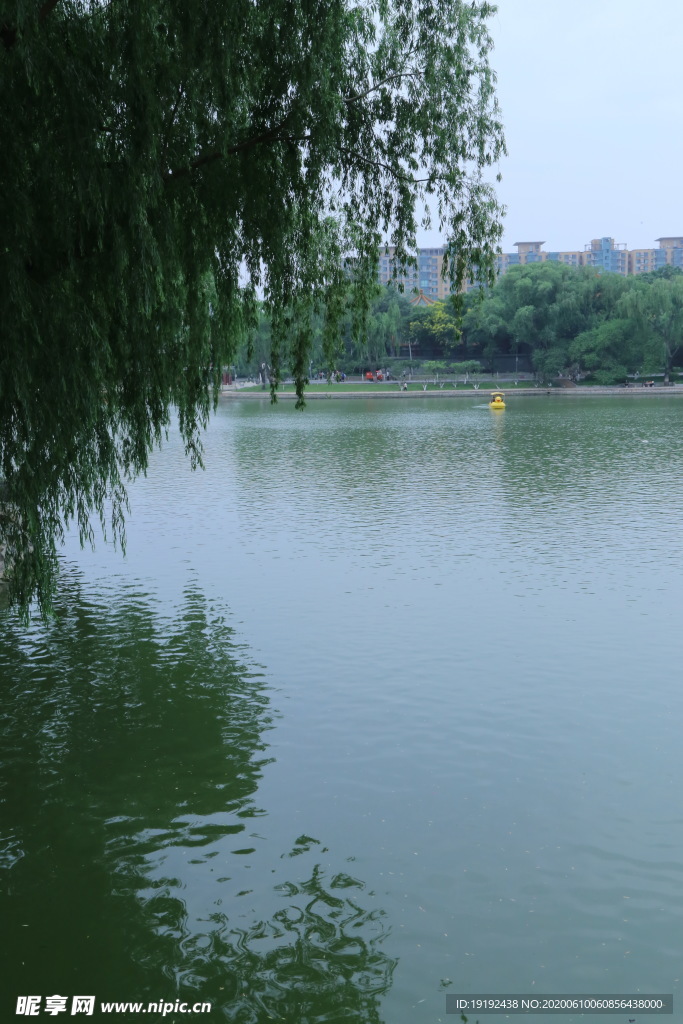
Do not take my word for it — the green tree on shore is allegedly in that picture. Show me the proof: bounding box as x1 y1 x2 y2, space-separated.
0 0 505 614
619 277 683 382
568 319 640 383
420 302 461 353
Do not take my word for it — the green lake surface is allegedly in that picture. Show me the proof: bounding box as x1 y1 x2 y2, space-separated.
2 396 683 1022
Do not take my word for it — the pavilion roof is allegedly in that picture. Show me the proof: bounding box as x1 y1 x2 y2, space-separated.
409 289 437 306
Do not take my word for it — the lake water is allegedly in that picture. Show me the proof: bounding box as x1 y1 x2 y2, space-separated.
2 396 683 1022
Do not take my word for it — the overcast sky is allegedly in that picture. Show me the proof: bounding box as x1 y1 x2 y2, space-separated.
421 0 681 254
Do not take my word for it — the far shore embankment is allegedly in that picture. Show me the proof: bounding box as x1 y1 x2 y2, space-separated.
220 384 683 401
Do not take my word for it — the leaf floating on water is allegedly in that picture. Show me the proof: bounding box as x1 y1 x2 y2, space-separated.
330 872 365 890
274 881 299 896
283 834 322 857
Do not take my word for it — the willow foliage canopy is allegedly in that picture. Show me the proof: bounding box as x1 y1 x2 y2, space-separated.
0 0 505 615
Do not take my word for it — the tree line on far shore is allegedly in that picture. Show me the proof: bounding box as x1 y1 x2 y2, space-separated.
240 263 683 384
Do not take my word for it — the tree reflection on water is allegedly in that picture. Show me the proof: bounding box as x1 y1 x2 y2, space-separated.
0 573 396 1021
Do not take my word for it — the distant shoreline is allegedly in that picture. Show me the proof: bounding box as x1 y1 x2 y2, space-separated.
220 385 683 401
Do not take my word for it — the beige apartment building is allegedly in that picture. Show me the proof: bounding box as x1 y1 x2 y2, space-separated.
378 237 683 297
643 237 683 273
378 246 454 302
493 236 683 281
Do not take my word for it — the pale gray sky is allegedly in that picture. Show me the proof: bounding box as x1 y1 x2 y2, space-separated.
422 0 682 253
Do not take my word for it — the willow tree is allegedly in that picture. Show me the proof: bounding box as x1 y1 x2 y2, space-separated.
0 0 505 614
620 276 683 382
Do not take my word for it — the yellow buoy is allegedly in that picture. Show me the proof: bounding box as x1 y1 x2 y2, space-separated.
489 391 505 409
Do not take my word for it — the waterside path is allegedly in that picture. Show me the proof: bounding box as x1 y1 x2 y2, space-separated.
220 384 683 400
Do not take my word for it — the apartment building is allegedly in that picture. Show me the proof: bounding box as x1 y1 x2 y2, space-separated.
494 236 682 279
377 236 683 296
647 237 683 272
378 246 452 301
583 237 630 275
495 241 585 276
